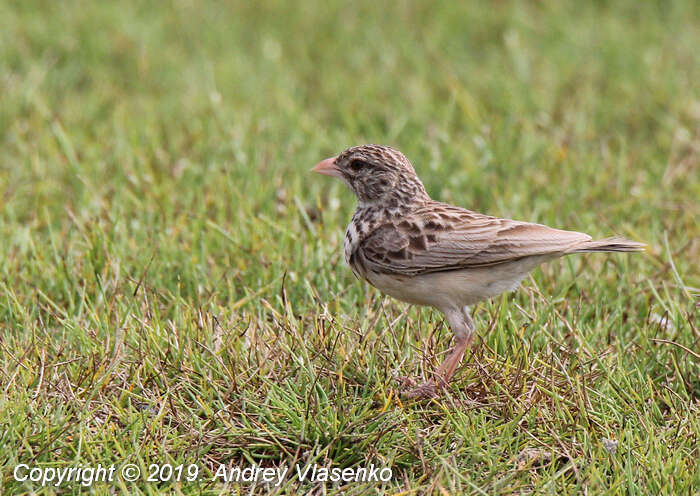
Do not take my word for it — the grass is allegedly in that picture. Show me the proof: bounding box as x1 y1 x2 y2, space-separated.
1 0 698 494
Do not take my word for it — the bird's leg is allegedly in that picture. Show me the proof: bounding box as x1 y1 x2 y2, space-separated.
401 307 474 399
436 334 473 386
435 307 474 387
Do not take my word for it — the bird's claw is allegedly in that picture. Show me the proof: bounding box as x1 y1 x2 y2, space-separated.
393 375 417 389
404 380 438 399
398 379 440 399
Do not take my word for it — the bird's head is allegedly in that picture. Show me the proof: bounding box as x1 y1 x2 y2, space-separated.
312 144 429 207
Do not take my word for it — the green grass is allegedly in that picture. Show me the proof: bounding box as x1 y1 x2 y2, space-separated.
1 0 699 494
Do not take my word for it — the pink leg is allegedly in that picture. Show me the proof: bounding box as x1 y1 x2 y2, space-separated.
401 307 475 399
436 332 474 385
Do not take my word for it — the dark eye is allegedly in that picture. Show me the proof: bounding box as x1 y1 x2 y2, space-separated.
349 160 366 172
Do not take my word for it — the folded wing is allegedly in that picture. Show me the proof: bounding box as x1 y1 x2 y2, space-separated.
358 202 592 276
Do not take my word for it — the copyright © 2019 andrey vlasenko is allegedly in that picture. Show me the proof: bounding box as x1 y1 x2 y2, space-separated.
213 463 392 486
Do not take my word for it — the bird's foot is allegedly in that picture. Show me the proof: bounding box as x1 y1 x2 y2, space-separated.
394 377 440 399
404 380 439 399
394 375 417 389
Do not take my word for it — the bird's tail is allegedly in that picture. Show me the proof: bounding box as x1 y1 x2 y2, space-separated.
570 237 646 253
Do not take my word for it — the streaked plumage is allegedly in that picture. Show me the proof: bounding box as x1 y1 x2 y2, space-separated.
313 144 644 398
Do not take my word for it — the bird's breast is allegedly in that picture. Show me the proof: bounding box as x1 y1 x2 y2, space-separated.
343 222 359 265
344 207 383 278
344 222 369 280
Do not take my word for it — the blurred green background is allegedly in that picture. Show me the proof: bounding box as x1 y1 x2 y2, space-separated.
1 1 698 494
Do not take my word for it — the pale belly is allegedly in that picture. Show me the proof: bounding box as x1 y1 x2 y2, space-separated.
364 255 552 310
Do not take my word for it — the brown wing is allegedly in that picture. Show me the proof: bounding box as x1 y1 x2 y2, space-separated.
357 201 591 276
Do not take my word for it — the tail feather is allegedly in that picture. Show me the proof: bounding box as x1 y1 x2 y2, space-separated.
571 236 646 253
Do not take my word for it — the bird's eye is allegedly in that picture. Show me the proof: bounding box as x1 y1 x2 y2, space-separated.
349 160 366 172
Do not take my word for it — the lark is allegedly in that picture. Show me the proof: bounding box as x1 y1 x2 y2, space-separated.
313 144 644 398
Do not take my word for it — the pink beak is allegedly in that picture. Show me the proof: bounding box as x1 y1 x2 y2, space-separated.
311 156 341 178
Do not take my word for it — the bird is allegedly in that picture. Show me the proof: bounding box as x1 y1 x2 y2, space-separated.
312 144 644 398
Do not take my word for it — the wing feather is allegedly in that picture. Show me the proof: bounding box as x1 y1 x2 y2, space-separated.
358 202 591 276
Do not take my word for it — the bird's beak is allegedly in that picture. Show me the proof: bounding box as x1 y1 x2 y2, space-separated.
311 156 341 178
